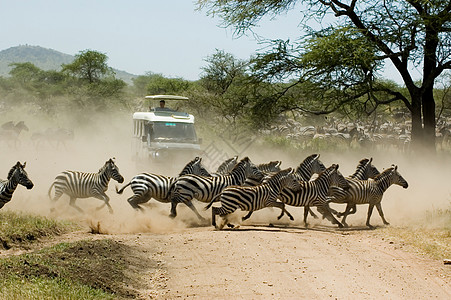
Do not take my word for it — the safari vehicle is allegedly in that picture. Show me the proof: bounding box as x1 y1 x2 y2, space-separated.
132 95 202 165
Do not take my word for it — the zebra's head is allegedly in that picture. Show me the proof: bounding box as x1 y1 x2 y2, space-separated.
258 161 282 173
215 156 238 175
387 165 409 189
311 154 326 174
8 161 34 189
192 157 211 176
279 168 300 191
354 158 380 179
104 158 124 183
327 164 350 190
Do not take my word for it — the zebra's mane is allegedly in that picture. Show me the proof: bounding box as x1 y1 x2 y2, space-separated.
315 164 337 179
7 165 17 180
98 159 114 174
266 168 292 184
216 156 238 174
374 167 395 181
295 154 319 173
178 157 201 176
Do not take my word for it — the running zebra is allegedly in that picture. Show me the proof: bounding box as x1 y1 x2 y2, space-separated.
328 158 380 217
48 158 124 213
241 154 326 221
278 164 349 227
330 165 408 228
170 157 262 220
211 168 300 230
243 160 282 186
214 156 238 175
0 162 34 209
116 157 210 211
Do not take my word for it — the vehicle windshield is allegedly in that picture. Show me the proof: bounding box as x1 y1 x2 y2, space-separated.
151 122 197 142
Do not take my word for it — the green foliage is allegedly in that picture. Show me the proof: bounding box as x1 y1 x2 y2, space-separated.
62 50 113 83
0 211 74 249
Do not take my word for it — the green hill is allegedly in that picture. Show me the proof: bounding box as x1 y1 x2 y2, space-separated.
0 45 136 83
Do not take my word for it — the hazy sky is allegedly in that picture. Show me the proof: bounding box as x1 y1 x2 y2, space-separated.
1 0 412 83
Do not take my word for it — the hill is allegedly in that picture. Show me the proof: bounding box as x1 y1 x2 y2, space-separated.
0 45 136 83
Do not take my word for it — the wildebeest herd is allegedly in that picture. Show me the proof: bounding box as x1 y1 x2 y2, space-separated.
1 154 409 230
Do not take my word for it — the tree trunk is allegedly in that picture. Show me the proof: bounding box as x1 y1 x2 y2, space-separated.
422 86 436 152
410 93 424 150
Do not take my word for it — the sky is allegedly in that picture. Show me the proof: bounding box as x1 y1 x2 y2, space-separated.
0 0 412 83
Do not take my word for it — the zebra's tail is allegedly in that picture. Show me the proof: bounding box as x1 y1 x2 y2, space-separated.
116 182 131 194
204 194 221 211
47 182 55 200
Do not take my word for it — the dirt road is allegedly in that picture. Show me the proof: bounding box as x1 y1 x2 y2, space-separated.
122 223 450 299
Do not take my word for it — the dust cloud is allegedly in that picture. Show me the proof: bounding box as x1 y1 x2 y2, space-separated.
1 106 450 233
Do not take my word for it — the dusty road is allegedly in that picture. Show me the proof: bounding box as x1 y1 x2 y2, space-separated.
122 223 450 299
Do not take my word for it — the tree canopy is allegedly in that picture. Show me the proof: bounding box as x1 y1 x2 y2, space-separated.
198 0 451 151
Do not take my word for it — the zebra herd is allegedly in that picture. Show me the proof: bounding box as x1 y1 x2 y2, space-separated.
0 154 409 230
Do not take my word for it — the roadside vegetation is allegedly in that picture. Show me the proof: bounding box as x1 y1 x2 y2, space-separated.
377 204 451 260
0 239 155 299
0 211 74 250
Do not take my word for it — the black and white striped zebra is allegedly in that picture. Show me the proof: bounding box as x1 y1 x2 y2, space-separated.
48 158 124 213
243 160 282 186
214 156 238 175
278 164 349 227
211 168 300 230
116 157 211 211
242 154 326 221
170 157 262 220
329 165 408 228
0 162 34 209
328 158 380 218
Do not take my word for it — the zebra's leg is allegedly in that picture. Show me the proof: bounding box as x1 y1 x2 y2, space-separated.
317 204 344 228
217 215 228 230
366 204 375 229
375 202 390 225
272 202 294 221
182 200 205 221
242 211 253 221
94 194 113 214
340 204 354 227
127 194 150 212
303 206 309 227
69 197 84 213
211 207 217 227
308 207 319 219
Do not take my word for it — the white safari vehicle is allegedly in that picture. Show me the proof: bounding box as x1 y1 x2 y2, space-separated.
132 95 202 164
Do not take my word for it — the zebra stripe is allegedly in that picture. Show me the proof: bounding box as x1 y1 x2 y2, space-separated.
170 157 262 220
328 158 381 217
211 168 300 229
243 160 282 186
215 156 238 175
278 164 349 227
48 158 124 213
0 162 34 209
242 154 326 221
331 166 408 228
116 157 210 210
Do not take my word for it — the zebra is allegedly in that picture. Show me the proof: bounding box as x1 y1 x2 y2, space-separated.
241 154 326 221
328 158 381 218
278 164 350 227
48 158 124 214
116 156 211 211
214 156 238 175
329 165 408 228
211 168 300 230
0 162 34 210
170 157 262 220
243 160 282 186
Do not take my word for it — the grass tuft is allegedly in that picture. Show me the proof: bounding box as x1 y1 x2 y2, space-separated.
0 211 74 249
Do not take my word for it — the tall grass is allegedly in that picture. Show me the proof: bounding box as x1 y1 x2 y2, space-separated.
0 211 74 249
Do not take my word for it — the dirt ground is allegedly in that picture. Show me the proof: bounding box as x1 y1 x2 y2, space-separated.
1 111 451 298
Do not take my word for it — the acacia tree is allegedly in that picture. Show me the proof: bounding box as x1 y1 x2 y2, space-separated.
198 0 451 151
62 50 113 83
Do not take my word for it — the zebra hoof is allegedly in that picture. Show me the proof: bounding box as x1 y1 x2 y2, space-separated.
337 222 344 228
384 222 390 226
169 213 176 219
289 216 294 221
226 223 235 228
